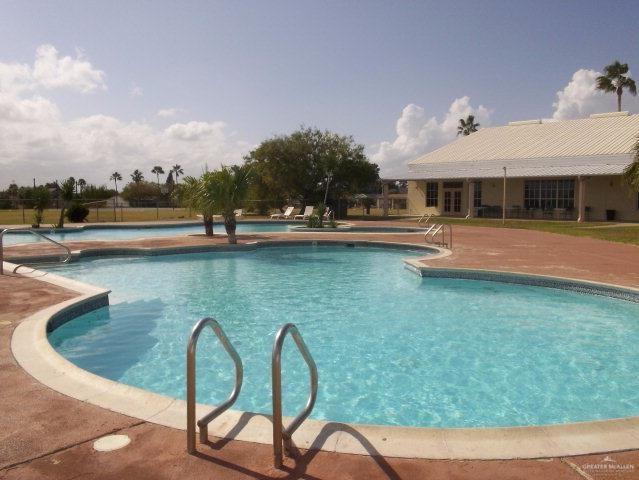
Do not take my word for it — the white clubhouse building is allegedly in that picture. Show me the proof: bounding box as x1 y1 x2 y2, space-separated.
402 111 639 222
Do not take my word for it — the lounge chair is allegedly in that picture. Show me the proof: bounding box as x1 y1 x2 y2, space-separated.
270 206 294 220
294 206 314 220
323 208 332 220
234 209 243 218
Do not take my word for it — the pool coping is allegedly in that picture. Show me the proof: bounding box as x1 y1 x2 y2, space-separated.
8 240 639 460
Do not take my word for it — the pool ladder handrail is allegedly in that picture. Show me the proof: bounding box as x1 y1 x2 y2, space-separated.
424 223 452 249
417 213 433 225
0 227 72 275
272 323 318 469
186 317 243 454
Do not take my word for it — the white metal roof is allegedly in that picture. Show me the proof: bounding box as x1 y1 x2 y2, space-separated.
407 112 638 179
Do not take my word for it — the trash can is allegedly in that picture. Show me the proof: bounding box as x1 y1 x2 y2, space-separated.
606 209 616 221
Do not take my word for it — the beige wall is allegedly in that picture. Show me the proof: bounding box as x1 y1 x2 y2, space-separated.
583 176 639 221
408 176 639 221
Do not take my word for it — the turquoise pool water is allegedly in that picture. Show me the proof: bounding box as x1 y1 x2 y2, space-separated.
48 246 639 428
3 222 293 245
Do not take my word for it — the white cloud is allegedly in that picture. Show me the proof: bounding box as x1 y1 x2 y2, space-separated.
129 83 143 98
0 47 251 186
32 44 106 93
370 96 492 177
156 107 183 118
552 68 639 120
165 121 227 141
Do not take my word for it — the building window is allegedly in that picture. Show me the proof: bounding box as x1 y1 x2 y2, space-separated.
473 181 482 208
524 179 575 210
425 182 438 207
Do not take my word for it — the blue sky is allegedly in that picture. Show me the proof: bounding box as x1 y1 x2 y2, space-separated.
1 0 639 185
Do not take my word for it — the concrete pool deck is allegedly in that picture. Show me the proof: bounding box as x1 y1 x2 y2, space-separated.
2 222 639 478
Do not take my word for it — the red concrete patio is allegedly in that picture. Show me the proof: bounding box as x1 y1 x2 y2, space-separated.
1 222 639 479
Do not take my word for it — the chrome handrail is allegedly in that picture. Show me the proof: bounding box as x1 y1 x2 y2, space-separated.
424 223 452 249
272 323 318 469
186 317 243 454
0 227 72 275
418 213 433 225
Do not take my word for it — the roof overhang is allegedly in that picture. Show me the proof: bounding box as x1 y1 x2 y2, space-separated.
404 155 632 180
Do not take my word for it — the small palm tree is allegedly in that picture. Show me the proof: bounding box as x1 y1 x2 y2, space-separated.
457 115 480 136
31 186 50 228
207 165 252 244
77 178 86 196
624 135 639 191
172 164 184 186
56 177 76 228
181 173 216 236
596 61 637 112
110 171 122 220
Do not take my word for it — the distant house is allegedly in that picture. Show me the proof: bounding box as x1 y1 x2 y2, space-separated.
403 111 639 222
104 195 130 208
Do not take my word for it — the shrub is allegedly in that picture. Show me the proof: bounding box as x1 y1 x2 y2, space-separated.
66 202 90 222
307 214 321 228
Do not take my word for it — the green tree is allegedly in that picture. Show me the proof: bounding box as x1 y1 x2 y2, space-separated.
110 171 122 220
130 169 144 206
77 178 86 196
244 127 379 213
624 135 639 191
457 115 480 136
122 180 158 205
151 166 165 192
31 186 50 228
180 173 216 236
56 178 76 228
206 165 252 244
596 61 637 112
172 164 184 186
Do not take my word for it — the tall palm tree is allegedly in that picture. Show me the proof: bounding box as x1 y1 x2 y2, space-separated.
206 165 252 244
172 164 184 186
596 61 637 112
151 166 165 218
110 171 122 220
131 169 144 207
77 178 86 196
457 115 480 136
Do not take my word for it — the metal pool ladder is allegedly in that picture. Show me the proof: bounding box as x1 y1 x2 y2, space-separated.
272 323 319 469
424 223 452 249
186 317 243 454
0 228 72 275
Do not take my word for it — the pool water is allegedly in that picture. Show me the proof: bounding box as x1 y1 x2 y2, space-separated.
2 222 294 245
48 246 639 428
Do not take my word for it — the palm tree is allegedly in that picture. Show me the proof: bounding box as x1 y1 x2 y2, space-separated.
457 115 480 136
181 173 216 236
31 186 50 228
56 177 76 228
172 164 184 186
110 171 122 220
131 169 144 207
77 178 86 196
206 165 252 244
596 61 637 112
624 135 639 191
151 166 165 218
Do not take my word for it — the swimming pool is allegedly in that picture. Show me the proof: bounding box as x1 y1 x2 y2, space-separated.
47 245 639 428
2 221 295 245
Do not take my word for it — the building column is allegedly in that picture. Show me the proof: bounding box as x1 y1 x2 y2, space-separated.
467 180 475 218
577 176 586 222
382 182 389 216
